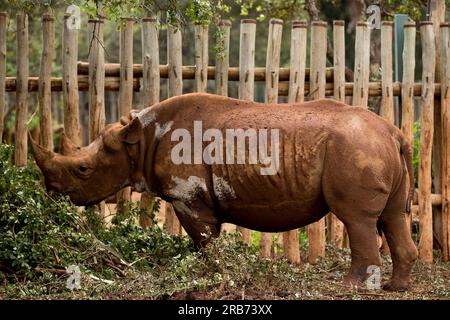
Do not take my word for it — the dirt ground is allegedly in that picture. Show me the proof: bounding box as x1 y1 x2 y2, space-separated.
3 193 446 300
2 245 449 300
86 194 450 301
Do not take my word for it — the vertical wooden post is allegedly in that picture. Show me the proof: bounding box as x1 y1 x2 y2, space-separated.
308 21 327 264
0 12 7 143
328 20 345 248
15 13 28 167
238 19 256 245
88 18 105 142
260 18 283 258
380 21 394 124
118 18 134 120
440 23 450 261
88 18 106 217
401 22 416 148
117 18 134 211
264 19 283 103
140 16 160 228
215 20 231 96
142 17 159 107
287 20 307 104
352 22 371 107
239 19 256 101
38 14 55 151
430 0 446 259
333 21 345 103
418 22 435 263
167 25 183 97
194 23 208 93
63 13 80 146
283 20 307 264
166 24 183 235
401 22 416 234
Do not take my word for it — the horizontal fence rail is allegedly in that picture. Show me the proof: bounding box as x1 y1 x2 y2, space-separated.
3 72 446 98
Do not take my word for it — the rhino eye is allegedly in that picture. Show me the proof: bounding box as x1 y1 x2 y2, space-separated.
79 165 88 173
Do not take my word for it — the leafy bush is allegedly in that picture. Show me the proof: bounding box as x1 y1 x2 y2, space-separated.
0 144 193 281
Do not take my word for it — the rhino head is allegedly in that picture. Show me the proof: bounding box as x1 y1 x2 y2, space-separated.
29 117 145 206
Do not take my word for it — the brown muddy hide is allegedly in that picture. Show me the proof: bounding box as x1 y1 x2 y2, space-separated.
29 118 144 206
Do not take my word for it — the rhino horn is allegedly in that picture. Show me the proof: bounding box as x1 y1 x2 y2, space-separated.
28 131 55 169
60 132 79 156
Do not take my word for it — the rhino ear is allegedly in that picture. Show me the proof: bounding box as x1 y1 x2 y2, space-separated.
118 117 143 145
119 109 140 126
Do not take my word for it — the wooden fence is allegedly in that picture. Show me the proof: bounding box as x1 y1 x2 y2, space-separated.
1 10 449 264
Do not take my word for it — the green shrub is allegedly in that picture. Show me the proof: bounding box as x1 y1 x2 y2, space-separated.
0 144 193 281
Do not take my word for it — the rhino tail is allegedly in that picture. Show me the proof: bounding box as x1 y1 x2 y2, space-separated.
398 133 414 214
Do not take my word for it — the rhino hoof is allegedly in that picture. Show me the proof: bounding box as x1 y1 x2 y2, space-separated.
383 280 410 291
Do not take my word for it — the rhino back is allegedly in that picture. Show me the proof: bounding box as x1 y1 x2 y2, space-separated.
151 95 400 230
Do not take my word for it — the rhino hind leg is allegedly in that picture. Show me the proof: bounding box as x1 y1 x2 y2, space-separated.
379 186 418 291
171 199 221 250
341 216 382 288
322 171 389 288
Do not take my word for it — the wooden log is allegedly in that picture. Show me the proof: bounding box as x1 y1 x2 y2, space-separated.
309 21 327 100
237 19 257 245
308 21 327 264
0 12 6 143
62 13 80 146
5 72 448 100
283 20 307 265
239 19 256 101
418 22 436 263
431 0 446 254
117 18 134 212
88 18 106 218
401 23 416 148
88 19 105 142
413 191 442 206
4 76 446 99
77 62 335 82
401 22 416 234
38 14 55 151
287 20 307 104
215 20 231 96
333 20 345 102
329 20 346 248
264 19 283 103
260 18 283 258
166 24 183 235
352 22 371 107
118 18 134 117
380 21 394 123
167 25 183 97
440 23 450 261
6 75 141 92
140 16 160 228
194 24 208 93
142 17 159 107
14 13 28 167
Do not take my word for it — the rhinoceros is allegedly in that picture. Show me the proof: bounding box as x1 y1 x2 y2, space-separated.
29 93 418 291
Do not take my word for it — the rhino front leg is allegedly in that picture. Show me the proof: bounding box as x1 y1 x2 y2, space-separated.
171 200 221 250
